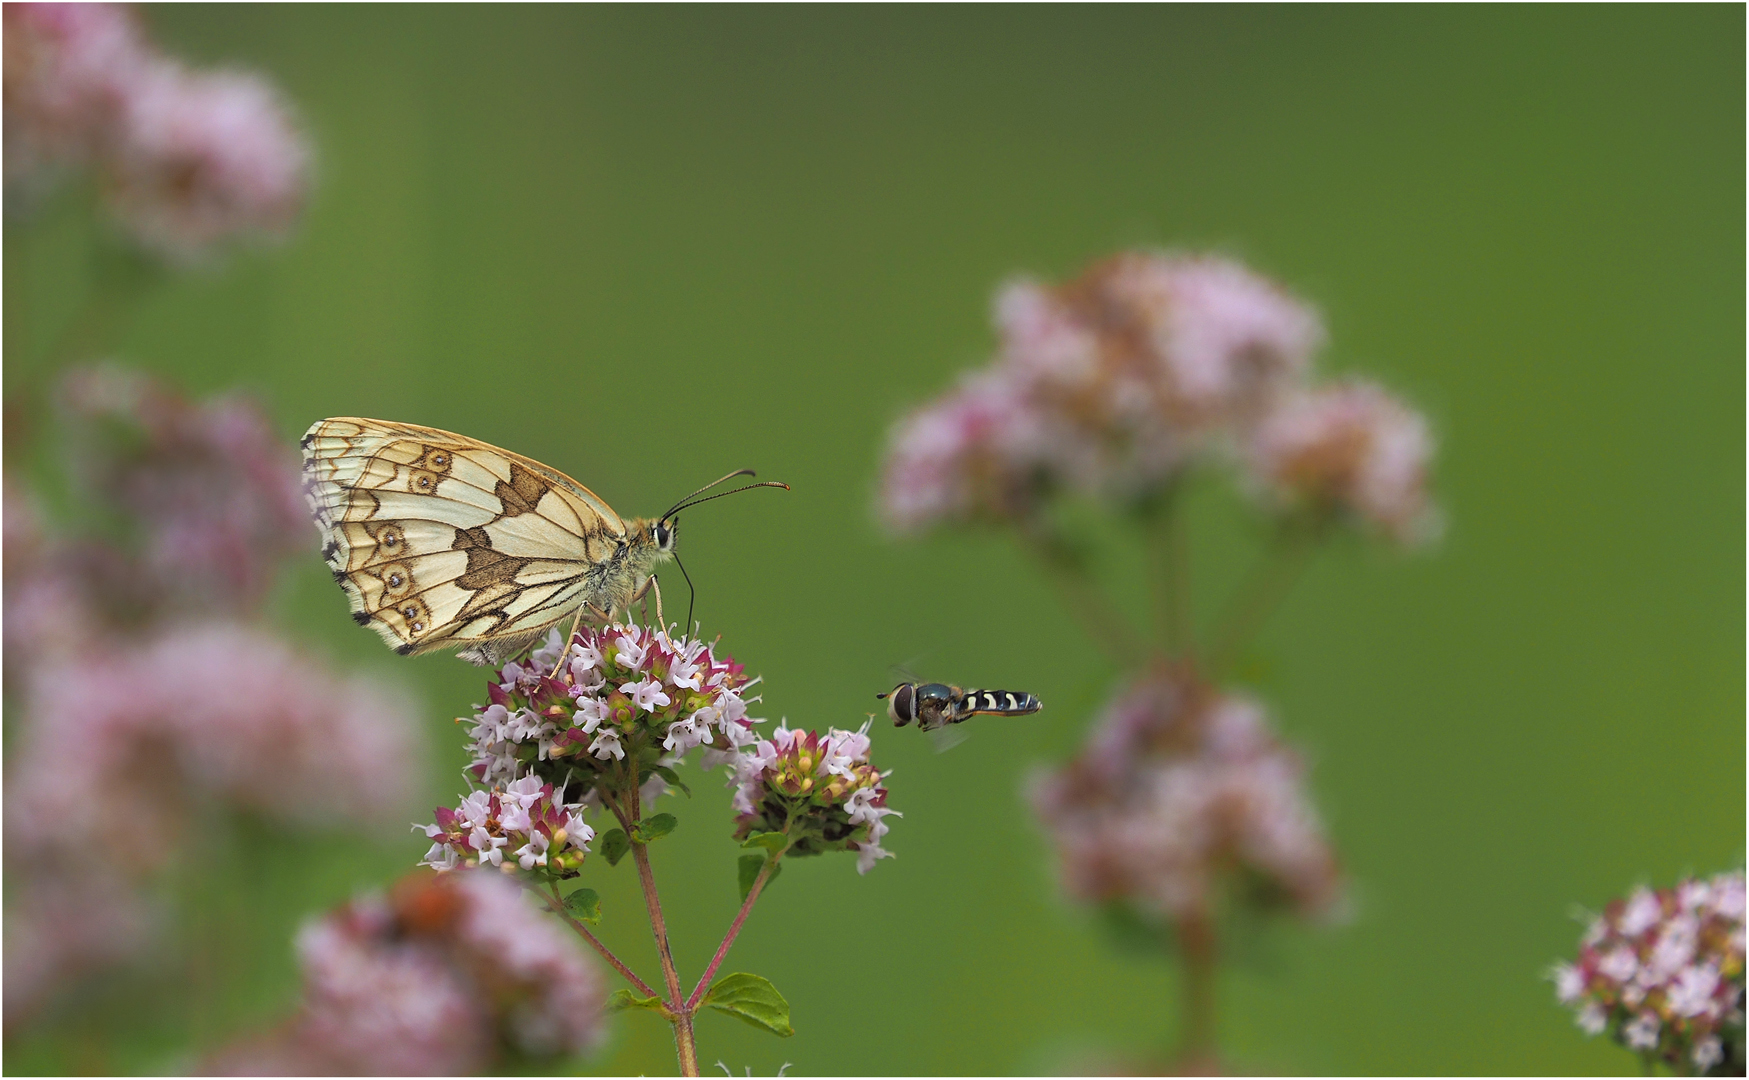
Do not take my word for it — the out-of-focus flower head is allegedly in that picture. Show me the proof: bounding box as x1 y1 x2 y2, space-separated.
1001 253 1323 433
2 622 424 1021
7 623 423 860
1244 379 1437 544
880 251 1325 531
1552 871 1745 1076
3 3 312 260
1030 673 1341 922
58 363 310 618
206 871 606 1075
730 722 899 874
2 3 148 190
105 60 310 261
2 868 159 1027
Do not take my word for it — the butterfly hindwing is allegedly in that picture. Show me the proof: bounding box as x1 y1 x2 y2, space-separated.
302 418 628 657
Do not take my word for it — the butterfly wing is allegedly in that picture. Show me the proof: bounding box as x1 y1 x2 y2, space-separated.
302 418 627 659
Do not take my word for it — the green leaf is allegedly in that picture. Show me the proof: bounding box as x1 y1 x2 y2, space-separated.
652 764 692 797
740 831 788 855
632 813 678 844
562 887 601 925
600 828 630 866
737 854 783 901
700 972 793 1037
607 989 671 1017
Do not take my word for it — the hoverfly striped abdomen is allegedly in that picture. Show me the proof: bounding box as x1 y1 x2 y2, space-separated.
959 689 1042 717
878 681 1042 731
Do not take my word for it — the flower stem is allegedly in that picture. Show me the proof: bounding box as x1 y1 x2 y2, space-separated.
1144 485 1194 663
1205 518 1323 678
686 850 784 1010
1176 908 1220 1071
535 883 660 999
1019 527 1150 668
631 837 698 1077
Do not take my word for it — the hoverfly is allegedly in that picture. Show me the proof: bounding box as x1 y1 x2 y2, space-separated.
876 681 1043 731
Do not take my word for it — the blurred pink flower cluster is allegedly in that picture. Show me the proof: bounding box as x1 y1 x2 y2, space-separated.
4 2 310 260
3 367 421 1024
207 872 606 1075
880 251 1434 542
60 364 312 613
1554 872 1745 1075
1030 673 1341 924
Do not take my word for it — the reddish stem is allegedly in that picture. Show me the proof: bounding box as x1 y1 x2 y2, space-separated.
686 851 783 1010
631 838 698 1075
535 884 660 999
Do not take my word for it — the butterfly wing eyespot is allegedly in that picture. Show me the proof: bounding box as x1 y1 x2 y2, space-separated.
303 418 630 659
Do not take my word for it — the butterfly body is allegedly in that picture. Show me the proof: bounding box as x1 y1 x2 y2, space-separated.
302 418 682 666
878 681 1042 731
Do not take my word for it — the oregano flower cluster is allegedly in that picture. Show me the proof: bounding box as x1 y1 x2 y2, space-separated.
1554 871 1745 1075
731 724 899 874
410 620 898 1076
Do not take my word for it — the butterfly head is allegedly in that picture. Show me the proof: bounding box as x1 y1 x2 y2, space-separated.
651 518 678 554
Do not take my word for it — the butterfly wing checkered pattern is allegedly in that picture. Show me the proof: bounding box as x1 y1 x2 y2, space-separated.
302 418 628 658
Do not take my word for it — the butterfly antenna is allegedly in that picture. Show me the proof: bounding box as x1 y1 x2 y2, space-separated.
663 474 789 521
662 469 757 520
673 550 697 634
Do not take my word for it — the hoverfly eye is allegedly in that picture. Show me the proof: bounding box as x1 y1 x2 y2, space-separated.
889 684 916 725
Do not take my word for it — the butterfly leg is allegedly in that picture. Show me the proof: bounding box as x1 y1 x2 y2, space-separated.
627 574 665 630
547 607 586 680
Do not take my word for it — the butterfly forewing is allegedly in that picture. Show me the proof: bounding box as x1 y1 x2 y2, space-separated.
302 418 627 657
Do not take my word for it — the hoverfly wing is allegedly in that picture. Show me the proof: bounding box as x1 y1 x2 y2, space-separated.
926 724 974 754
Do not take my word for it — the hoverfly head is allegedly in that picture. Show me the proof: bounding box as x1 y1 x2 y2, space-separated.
876 683 917 726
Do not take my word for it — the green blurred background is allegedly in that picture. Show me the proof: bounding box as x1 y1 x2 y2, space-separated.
5 4 1743 1074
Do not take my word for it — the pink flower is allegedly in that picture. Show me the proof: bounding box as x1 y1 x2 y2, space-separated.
104 60 310 260
1008 253 1322 424
57 365 311 616
880 251 1333 530
1245 379 1436 543
2 869 157 1025
879 365 1057 532
729 724 899 872
1031 676 1341 922
3 3 149 186
1553 871 1745 1072
620 677 673 713
208 872 605 1073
